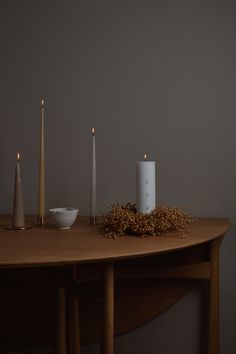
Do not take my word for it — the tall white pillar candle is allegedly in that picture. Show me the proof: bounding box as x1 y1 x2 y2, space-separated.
90 127 97 223
136 154 156 214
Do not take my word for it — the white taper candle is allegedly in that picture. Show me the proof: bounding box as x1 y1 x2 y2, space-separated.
38 98 45 224
90 128 97 221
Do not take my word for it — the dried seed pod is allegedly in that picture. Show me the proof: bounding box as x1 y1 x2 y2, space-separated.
102 203 193 238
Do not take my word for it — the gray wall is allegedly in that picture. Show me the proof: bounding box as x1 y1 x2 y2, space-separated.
0 0 235 353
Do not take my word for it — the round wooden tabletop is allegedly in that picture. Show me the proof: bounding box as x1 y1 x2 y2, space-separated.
0 216 230 268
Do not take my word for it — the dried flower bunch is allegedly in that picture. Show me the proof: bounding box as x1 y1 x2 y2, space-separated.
103 203 193 238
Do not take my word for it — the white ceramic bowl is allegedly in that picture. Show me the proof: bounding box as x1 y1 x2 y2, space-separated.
49 207 79 229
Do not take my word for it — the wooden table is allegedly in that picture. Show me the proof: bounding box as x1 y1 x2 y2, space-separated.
0 216 231 354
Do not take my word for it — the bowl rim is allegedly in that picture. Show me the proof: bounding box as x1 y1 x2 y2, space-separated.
49 207 79 214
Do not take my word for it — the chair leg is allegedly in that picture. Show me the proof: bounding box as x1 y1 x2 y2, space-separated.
101 261 114 354
69 265 80 354
57 286 67 354
208 238 220 354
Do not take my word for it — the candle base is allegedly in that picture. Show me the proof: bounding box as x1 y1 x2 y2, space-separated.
5 225 32 230
38 216 45 225
90 216 97 225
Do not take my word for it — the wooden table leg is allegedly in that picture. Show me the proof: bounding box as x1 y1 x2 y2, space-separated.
57 286 67 354
101 261 114 354
208 238 221 354
69 265 80 354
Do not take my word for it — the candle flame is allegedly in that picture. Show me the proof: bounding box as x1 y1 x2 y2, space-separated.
92 127 95 135
41 99 45 106
17 152 20 161
144 154 147 160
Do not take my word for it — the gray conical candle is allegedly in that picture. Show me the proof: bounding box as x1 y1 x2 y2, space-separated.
12 153 25 228
90 127 97 224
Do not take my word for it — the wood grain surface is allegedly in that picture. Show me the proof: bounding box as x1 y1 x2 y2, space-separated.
0 216 231 350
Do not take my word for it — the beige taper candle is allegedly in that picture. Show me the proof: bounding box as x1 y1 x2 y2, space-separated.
12 153 25 228
38 98 45 224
